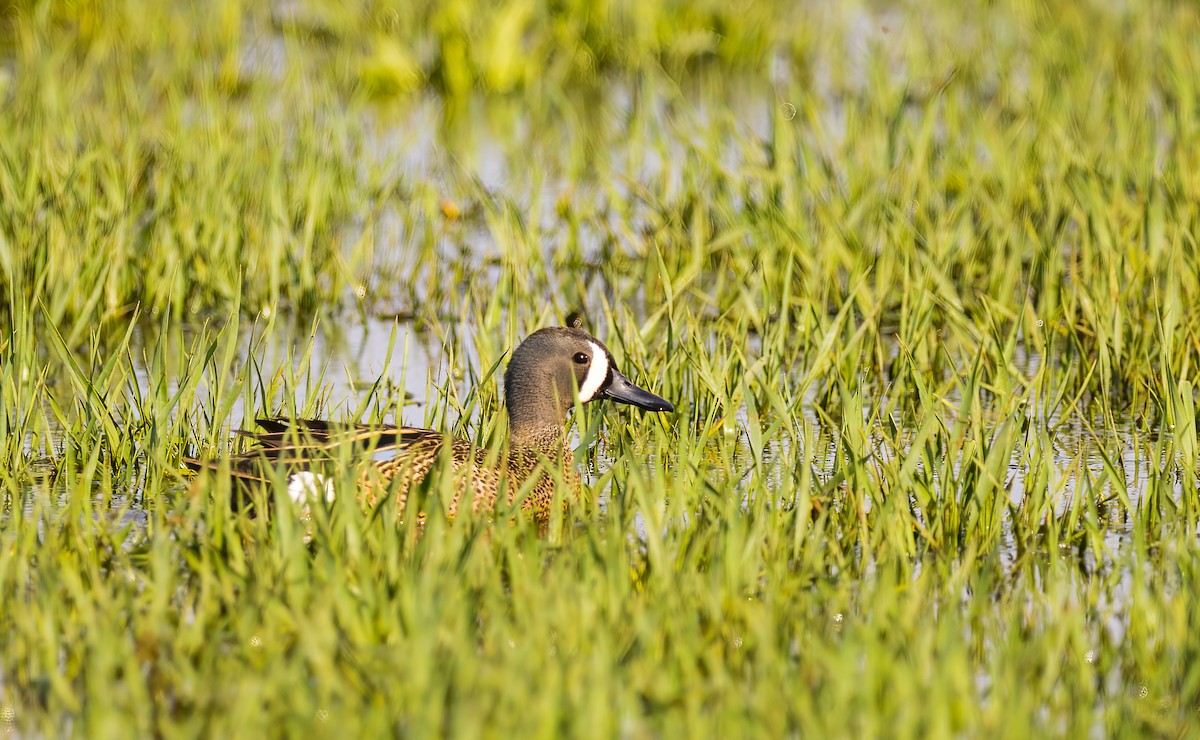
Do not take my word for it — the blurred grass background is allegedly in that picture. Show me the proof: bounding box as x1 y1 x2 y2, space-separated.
3 0 1200 735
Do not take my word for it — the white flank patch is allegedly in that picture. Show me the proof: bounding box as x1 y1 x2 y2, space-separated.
287 471 335 504
578 340 610 402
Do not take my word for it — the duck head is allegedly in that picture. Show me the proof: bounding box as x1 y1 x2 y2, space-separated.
504 326 674 441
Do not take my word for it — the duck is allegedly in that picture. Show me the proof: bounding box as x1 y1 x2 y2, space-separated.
184 326 675 522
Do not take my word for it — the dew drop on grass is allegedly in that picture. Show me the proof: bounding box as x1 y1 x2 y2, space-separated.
355 285 366 299
780 103 796 120
262 305 273 319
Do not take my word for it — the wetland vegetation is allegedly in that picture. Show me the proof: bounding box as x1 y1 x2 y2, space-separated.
3 0 1200 735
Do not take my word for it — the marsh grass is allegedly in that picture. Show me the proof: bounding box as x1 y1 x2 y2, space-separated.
4 0 1200 735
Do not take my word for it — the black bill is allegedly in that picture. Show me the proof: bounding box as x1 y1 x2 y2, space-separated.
602 370 675 412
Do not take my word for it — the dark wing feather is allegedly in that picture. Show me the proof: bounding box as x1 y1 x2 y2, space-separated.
244 417 443 451
184 417 447 479
182 453 284 487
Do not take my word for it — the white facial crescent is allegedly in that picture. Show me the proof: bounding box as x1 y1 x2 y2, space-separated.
577 340 610 402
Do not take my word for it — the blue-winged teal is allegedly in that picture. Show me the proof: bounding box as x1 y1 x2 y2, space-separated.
185 326 674 522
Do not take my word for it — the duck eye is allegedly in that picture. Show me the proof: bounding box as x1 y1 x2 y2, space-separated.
573 352 590 365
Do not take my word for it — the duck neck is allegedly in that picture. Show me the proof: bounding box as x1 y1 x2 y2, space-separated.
506 392 570 452
509 423 568 454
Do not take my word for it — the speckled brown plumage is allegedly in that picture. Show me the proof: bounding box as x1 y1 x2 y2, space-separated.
359 426 580 521
184 326 673 524
201 419 577 522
